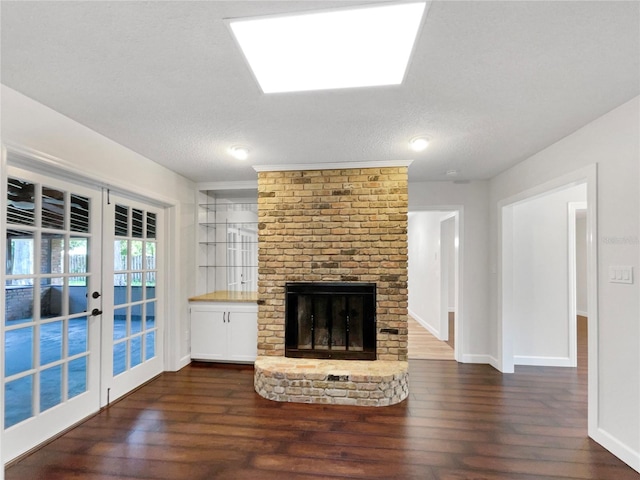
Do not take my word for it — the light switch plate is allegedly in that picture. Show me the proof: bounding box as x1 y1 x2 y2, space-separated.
609 266 633 284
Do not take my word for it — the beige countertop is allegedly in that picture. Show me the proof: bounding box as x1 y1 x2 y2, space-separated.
188 290 258 303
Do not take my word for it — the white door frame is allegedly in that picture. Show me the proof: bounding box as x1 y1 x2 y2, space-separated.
497 164 598 437
439 212 457 344
568 201 587 368
409 205 464 362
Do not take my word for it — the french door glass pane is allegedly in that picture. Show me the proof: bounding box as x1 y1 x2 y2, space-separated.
113 342 127 376
40 365 63 412
69 317 88 356
69 237 88 275
6 229 34 277
146 272 156 299
5 279 34 326
114 307 127 340
40 321 63 365
69 280 88 315
5 327 34 376
7 179 36 226
145 241 156 267
131 284 143 302
70 195 90 233
131 304 142 334
68 357 87 399
114 240 128 271
41 187 65 230
115 205 128 236
130 336 142 367
146 301 156 329
114 274 128 305
146 212 156 238
41 277 64 318
5 376 33 428
41 234 64 274
145 332 155 360
132 209 144 238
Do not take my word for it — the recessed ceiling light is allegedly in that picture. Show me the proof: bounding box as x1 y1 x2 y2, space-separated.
409 137 430 152
228 2 428 94
446 169 459 177
229 146 249 160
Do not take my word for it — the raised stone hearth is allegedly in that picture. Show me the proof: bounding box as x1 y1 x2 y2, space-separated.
254 356 409 406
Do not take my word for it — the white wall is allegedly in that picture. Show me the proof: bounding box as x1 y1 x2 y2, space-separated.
408 180 491 364
576 214 588 316
490 96 640 471
408 211 444 337
1 85 197 369
511 183 586 365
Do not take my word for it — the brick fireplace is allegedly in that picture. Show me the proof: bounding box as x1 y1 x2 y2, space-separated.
254 164 410 406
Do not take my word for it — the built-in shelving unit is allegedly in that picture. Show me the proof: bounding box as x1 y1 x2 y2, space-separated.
197 187 258 295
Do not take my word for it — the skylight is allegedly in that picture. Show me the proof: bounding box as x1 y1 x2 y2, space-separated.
228 2 428 94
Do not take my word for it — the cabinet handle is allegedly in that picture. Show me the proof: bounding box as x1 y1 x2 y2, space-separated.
223 312 226 323
228 312 231 322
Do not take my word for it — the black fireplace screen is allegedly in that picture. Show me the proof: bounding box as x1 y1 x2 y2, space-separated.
285 282 376 360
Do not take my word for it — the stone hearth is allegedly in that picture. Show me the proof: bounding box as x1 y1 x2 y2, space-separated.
254 357 408 406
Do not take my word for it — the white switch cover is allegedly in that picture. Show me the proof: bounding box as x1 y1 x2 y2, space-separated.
609 266 633 284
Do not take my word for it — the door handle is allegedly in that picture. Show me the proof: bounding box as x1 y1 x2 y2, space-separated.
92 291 101 299
91 308 103 316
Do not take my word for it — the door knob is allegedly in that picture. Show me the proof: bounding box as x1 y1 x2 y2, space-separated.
92 291 101 299
91 308 103 316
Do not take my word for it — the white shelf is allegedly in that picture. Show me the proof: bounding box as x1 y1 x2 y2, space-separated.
196 188 258 295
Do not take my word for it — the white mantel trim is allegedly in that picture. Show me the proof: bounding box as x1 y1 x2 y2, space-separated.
253 159 413 172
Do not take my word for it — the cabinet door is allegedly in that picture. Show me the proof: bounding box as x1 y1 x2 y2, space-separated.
227 308 258 362
190 307 227 360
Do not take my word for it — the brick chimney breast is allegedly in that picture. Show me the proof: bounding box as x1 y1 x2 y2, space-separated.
256 167 409 361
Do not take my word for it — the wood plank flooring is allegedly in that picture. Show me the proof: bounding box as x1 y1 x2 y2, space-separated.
6 316 639 480
408 315 455 361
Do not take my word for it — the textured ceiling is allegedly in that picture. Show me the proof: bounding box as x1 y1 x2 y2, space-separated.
1 1 639 183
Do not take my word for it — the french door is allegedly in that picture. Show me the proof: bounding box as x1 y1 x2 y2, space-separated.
3 168 164 462
3 167 102 461
100 194 163 405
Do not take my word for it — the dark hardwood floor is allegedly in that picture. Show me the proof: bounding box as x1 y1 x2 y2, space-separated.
6 316 639 479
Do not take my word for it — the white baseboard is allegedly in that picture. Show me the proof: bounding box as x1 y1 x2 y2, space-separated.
167 355 192 372
591 426 640 473
514 355 572 367
461 354 500 370
408 309 441 339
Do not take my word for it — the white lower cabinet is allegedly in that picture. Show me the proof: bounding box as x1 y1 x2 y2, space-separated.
190 303 257 362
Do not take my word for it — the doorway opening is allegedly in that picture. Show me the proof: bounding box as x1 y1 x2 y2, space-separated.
498 165 597 440
407 209 461 361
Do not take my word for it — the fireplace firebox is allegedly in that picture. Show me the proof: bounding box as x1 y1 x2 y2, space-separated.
285 282 376 360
